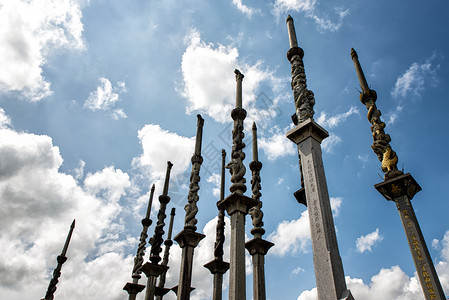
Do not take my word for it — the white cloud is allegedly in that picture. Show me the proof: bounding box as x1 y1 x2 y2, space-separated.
84 78 127 119
268 210 311 256
207 173 221 198
232 0 260 17
292 266 305 274
133 124 195 181
316 106 359 129
392 56 438 98
0 111 134 299
179 28 283 124
297 266 424 300
321 134 341 153
272 0 349 32
330 196 342 217
259 126 296 160
0 0 85 101
0 107 11 129
356 228 383 253
297 229 449 299
73 159 86 180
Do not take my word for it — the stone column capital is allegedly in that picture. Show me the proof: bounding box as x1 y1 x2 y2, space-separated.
123 282 146 295
217 192 258 216
173 229 205 248
286 118 329 145
374 173 421 202
140 262 169 278
154 286 171 297
204 259 230 275
245 237 274 256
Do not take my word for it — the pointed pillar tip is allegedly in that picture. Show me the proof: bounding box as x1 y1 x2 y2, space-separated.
351 48 358 59
234 69 244 79
197 114 204 124
71 219 75 228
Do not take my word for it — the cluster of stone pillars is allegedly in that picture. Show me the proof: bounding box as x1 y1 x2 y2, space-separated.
43 14 446 300
122 68 275 300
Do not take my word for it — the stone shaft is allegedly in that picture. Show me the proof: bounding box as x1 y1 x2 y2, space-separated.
218 195 257 300
396 195 445 300
213 273 224 300
245 238 274 300
229 210 247 300
375 174 445 300
141 263 169 300
287 120 350 300
204 259 230 300
174 230 205 300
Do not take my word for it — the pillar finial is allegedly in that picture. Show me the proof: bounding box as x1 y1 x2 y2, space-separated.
351 49 403 180
184 115 205 231
249 124 264 237
350 48 369 93
286 15 315 125
162 162 173 196
235 69 244 109
44 220 75 300
286 15 298 48
150 162 173 264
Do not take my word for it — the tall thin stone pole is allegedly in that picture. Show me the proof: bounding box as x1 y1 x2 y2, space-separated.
245 123 274 300
204 149 230 300
351 48 445 300
285 15 353 300
155 207 176 300
124 184 156 299
44 220 75 300
174 114 206 300
218 69 258 300
142 162 173 300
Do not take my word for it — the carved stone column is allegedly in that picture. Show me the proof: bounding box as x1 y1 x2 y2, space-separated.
352 49 445 300
245 123 274 300
142 162 173 300
204 149 230 300
286 15 353 300
44 220 75 300
174 115 206 300
155 207 176 300
218 70 258 300
124 185 156 300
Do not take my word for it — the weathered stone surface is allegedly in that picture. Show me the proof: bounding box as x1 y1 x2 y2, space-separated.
174 229 205 300
245 238 274 300
123 282 146 299
376 174 444 300
287 120 351 300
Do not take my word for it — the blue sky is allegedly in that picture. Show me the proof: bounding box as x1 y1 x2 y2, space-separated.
1 0 449 299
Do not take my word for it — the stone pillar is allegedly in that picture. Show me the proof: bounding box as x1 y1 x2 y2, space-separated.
286 16 353 300
218 69 258 300
245 122 274 300
44 220 75 300
205 149 230 300
375 174 445 300
142 162 173 300
124 185 156 300
155 207 176 300
352 49 445 300
174 115 206 300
